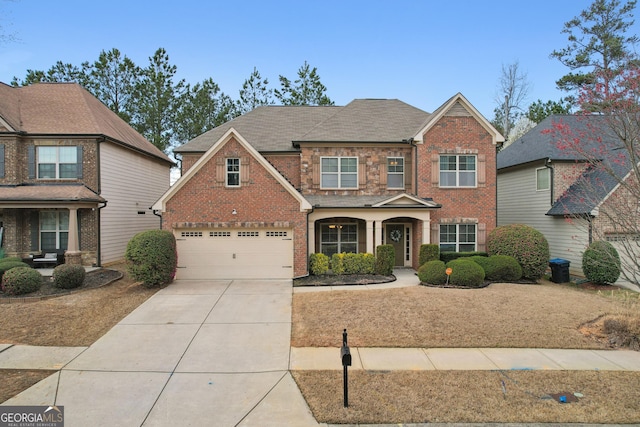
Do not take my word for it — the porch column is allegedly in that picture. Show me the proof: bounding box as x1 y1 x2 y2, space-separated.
366 220 374 254
374 220 383 250
65 207 82 265
308 219 315 256
422 220 430 244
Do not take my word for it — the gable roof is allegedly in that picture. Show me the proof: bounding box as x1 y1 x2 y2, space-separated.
414 93 504 145
0 82 172 164
153 128 312 212
305 193 440 209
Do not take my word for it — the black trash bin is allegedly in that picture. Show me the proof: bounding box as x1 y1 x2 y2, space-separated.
549 258 570 283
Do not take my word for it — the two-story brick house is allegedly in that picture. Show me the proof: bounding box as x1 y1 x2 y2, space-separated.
0 82 173 266
153 93 503 279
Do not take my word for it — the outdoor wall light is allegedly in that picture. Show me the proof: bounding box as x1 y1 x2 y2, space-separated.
232 209 237 215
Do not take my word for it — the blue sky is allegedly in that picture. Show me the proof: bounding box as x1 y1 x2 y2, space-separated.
1 1 638 120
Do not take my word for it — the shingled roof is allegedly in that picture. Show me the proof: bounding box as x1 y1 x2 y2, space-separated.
0 82 172 164
175 99 430 153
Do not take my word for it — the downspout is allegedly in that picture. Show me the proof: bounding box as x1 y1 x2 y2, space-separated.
152 209 163 229
544 158 554 207
410 138 418 195
96 201 107 267
295 205 314 280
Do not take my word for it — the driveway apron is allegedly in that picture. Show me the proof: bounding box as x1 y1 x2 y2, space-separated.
7 279 318 427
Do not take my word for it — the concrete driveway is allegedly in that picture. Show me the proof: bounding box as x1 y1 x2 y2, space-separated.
5 279 319 427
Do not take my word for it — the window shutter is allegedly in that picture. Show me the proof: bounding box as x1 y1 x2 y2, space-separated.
477 223 486 251
431 154 439 187
379 158 387 187
312 156 320 188
404 155 412 192
30 211 39 251
241 156 250 184
477 154 486 187
28 146 36 179
431 223 440 245
359 157 366 189
76 146 83 179
0 144 5 178
215 158 225 186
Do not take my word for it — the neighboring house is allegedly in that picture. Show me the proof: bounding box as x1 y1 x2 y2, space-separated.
497 114 637 284
153 94 504 280
0 82 173 266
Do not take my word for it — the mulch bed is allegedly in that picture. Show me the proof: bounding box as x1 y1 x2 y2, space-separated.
0 269 123 301
293 274 395 287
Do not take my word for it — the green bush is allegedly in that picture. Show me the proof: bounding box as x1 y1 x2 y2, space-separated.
418 260 447 285
125 230 177 288
52 264 86 289
446 258 485 288
0 257 24 265
0 261 30 280
471 255 522 282
1 267 42 295
419 244 440 267
582 240 621 285
487 224 549 281
331 253 346 275
309 253 329 275
375 245 395 276
330 253 376 275
440 251 488 263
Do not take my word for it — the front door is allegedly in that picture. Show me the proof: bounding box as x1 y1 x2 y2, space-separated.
385 224 406 266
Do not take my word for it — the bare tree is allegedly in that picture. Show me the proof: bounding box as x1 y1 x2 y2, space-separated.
493 61 531 138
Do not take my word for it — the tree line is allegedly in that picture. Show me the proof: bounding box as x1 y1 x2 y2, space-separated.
10 49 333 153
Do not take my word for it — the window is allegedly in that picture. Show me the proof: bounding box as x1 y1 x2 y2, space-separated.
387 157 404 188
226 158 240 187
439 224 476 252
320 224 358 257
37 146 77 179
439 155 476 187
321 157 357 188
536 168 550 191
40 211 69 251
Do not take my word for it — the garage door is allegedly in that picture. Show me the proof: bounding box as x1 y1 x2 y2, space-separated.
175 229 293 280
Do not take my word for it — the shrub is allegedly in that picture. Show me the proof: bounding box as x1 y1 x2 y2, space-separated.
0 261 30 280
52 264 86 289
440 251 488 263
582 240 621 285
331 253 345 275
418 260 447 285
487 224 549 281
0 257 24 265
375 245 395 276
446 258 485 288
419 244 440 267
1 267 42 295
487 255 522 282
330 253 376 275
309 253 329 275
125 230 177 288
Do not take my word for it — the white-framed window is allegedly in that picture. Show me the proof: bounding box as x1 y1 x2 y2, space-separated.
320 223 358 257
37 146 77 179
321 157 358 189
387 157 404 189
439 155 476 187
226 158 240 187
40 211 69 251
536 167 550 191
439 224 476 252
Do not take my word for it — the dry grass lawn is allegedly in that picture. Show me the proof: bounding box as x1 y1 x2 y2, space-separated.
292 280 640 424
292 281 636 349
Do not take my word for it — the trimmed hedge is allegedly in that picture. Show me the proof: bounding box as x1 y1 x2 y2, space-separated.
330 253 376 275
446 258 485 288
440 251 488 263
0 257 25 265
52 264 86 289
418 260 447 285
375 245 395 276
419 244 440 267
487 224 549 281
309 253 329 275
0 261 30 280
582 240 621 285
1 267 43 295
470 255 522 282
125 230 177 288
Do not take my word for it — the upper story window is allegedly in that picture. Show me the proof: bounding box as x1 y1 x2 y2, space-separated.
440 224 476 252
37 146 78 179
440 155 476 188
536 167 550 191
226 158 240 187
387 157 404 189
321 157 357 189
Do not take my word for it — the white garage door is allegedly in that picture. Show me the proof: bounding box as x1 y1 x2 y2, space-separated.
175 229 294 280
